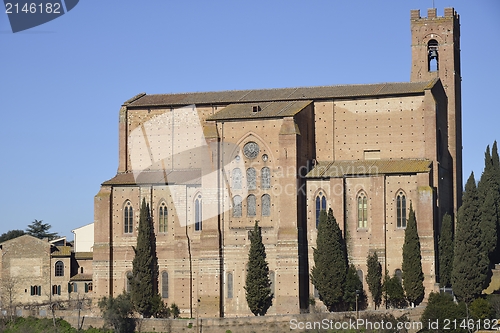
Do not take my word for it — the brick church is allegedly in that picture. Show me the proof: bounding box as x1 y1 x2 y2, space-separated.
93 8 462 317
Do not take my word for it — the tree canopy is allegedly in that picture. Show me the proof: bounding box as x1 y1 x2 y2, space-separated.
25 220 58 240
0 230 25 243
438 213 453 288
366 252 382 309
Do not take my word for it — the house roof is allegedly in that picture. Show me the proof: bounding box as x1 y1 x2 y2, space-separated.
75 252 93 260
70 273 93 281
125 80 438 108
102 169 201 186
51 245 72 257
306 159 432 178
206 100 312 121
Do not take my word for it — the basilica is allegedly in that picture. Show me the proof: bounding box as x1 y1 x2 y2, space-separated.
93 8 462 317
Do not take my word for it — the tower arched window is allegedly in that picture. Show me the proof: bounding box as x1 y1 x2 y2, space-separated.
55 261 64 277
261 194 271 217
247 194 256 217
315 192 327 228
124 201 133 234
195 195 202 231
232 168 242 190
161 271 168 298
159 202 168 233
396 191 407 228
261 167 271 189
233 195 242 217
428 39 439 72
247 168 256 190
357 192 368 229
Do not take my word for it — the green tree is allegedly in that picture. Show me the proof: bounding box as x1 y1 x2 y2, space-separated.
420 292 467 333
438 213 453 288
25 220 58 240
310 208 347 312
401 202 425 306
130 198 161 318
0 229 25 243
244 220 273 316
343 264 366 311
383 272 407 309
366 252 382 309
98 293 135 333
452 172 489 303
469 297 495 320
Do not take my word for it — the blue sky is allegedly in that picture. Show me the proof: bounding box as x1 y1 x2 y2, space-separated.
1 1 499 239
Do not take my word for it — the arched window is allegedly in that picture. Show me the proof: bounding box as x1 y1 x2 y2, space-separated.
227 272 233 299
315 192 327 228
428 39 439 72
357 270 364 283
357 192 368 229
247 168 256 190
247 194 256 217
55 261 64 277
396 191 407 228
262 194 271 217
87 282 93 292
159 202 168 233
126 271 132 293
52 285 61 295
232 168 242 190
195 195 202 231
161 271 168 298
233 195 242 217
124 201 133 234
261 167 270 189
395 269 403 283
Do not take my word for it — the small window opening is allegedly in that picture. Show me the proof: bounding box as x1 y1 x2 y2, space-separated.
252 105 261 113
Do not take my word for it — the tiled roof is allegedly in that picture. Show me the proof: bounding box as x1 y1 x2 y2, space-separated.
126 80 437 108
75 252 93 260
70 273 93 281
207 100 312 121
102 169 201 186
51 245 72 257
306 159 432 178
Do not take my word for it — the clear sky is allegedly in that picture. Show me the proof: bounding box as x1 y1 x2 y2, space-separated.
1 1 499 240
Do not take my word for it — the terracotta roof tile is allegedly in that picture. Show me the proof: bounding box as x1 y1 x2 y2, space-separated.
306 159 432 178
102 169 201 186
207 100 312 121
126 80 437 108
70 273 93 281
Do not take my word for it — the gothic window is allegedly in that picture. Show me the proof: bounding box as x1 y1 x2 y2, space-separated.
262 194 271 216
396 191 407 228
126 271 132 293
261 167 270 189
195 195 202 231
31 285 42 296
232 168 242 190
357 270 364 283
161 271 168 298
247 194 256 217
247 168 256 190
269 270 275 296
55 261 64 277
315 192 327 228
227 272 233 299
159 202 168 233
357 192 368 229
87 283 93 292
395 269 403 283
233 195 242 217
124 201 133 234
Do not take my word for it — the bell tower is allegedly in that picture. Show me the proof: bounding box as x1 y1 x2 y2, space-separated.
410 8 462 214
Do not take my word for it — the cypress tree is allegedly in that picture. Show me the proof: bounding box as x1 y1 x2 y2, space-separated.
310 208 347 311
452 172 488 303
343 264 365 311
382 271 407 309
438 213 454 288
244 221 273 316
366 252 382 309
130 198 161 318
401 202 425 306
